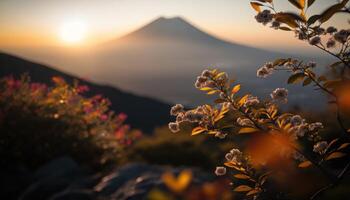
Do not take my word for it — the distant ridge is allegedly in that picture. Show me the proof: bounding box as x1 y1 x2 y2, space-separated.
106 16 253 47
0 52 172 132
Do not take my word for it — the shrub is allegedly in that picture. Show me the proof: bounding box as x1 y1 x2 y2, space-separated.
169 1 350 199
127 125 233 170
0 75 141 169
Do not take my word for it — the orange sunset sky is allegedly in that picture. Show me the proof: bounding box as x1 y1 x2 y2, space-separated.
0 0 348 54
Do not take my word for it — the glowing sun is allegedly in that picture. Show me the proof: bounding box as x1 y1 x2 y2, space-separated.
59 20 87 44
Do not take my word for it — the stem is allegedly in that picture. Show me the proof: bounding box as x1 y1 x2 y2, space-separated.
305 72 349 136
310 160 350 200
314 44 350 68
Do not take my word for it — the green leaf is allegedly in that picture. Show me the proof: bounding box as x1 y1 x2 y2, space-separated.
325 152 346 161
234 185 253 192
288 73 305 84
238 127 259 134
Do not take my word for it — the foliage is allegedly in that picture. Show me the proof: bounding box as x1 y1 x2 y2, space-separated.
127 125 233 170
148 170 233 200
169 0 350 199
0 75 141 169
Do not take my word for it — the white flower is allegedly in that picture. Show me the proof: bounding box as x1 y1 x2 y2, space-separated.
214 131 227 139
215 166 227 176
270 88 288 104
291 124 309 138
170 104 184 116
309 36 321 45
271 21 280 29
244 95 260 107
292 151 305 162
307 61 316 68
168 122 180 133
255 10 273 25
326 39 336 48
257 66 273 78
201 69 212 77
183 111 204 122
225 148 244 164
297 31 308 40
334 29 350 43
176 113 185 123
326 26 337 34
203 80 216 88
290 115 304 126
309 122 324 132
313 141 328 155
315 27 325 35
236 117 254 127
219 92 226 99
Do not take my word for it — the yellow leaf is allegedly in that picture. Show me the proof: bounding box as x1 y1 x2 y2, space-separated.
191 127 206 136
207 90 218 95
234 174 251 179
287 72 305 84
238 127 259 134
234 185 252 192
271 109 278 118
238 95 249 106
162 170 192 193
214 114 225 122
246 189 260 196
232 84 241 94
215 72 226 79
325 152 346 161
200 87 213 91
298 161 312 168
250 2 262 12
338 143 350 150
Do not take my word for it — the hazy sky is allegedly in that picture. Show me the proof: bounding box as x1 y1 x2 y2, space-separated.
0 0 348 53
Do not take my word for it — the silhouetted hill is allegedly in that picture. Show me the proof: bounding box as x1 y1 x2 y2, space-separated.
0 52 171 133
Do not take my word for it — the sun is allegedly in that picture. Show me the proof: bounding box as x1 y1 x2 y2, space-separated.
59 20 87 44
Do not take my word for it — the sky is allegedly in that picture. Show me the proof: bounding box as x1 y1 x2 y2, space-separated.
0 0 348 53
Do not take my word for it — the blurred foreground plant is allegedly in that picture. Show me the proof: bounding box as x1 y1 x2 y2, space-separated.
147 170 233 200
0 75 141 169
169 1 350 199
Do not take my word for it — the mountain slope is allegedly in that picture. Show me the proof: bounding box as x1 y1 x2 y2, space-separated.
93 17 289 105
0 52 171 132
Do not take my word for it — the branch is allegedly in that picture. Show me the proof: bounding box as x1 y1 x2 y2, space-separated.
310 160 350 200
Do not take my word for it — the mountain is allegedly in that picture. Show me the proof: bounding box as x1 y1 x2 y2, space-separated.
93 16 327 107
0 52 172 132
1 17 329 108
